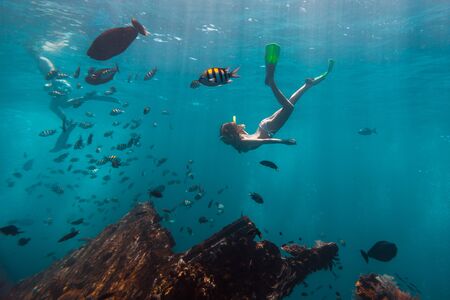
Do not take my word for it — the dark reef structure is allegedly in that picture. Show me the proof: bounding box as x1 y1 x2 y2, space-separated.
355 273 419 300
7 203 338 300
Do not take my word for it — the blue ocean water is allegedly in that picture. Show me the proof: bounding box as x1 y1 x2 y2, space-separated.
0 0 449 298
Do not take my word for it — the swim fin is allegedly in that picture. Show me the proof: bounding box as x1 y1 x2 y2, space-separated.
265 43 281 65
313 59 334 82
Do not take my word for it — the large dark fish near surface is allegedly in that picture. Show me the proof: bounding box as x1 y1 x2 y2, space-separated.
260 160 278 170
85 64 119 85
361 241 397 263
87 18 149 61
190 67 240 88
58 228 79 242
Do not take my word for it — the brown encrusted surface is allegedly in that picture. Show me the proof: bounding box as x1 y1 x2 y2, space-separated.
8 203 338 300
355 273 419 300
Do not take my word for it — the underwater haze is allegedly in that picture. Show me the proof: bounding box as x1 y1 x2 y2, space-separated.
0 0 449 299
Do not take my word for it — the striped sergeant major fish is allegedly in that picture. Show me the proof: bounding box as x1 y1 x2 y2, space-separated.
85 64 119 86
110 108 124 116
144 67 157 81
39 129 57 137
190 67 240 88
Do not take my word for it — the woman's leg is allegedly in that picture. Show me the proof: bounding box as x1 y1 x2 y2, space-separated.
265 51 293 110
288 59 334 105
49 100 67 122
258 70 294 136
259 60 334 135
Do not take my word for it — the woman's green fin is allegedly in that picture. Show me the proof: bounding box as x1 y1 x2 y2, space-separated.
265 43 281 65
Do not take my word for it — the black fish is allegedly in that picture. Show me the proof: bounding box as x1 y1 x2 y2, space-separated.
79 122 94 129
260 160 278 170
70 218 84 225
111 159 121 168
358 128 377 135
87 18 149 61
87 133 93 145
149 189 163 198
217 186 228 194
143 106 150 115
53 152 69 163
187 185 200 192
85 64 119 85
249 192 264 204
45 252 56 258
116 143 128 151
208 199 213 208
156 158 167 167
23 159 34 171
360 240 397 263
0 225 23 236
58 229 79 242
73 66 80 78
198 216 209 224
51 184 64 195
144 67 157 80
104 130 114 138
18 237 31 246
74 135 84 149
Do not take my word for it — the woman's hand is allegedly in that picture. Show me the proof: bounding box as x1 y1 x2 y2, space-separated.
284 138 297 145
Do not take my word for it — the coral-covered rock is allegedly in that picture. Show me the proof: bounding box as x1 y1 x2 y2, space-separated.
355 273 419 300
7 203 338 300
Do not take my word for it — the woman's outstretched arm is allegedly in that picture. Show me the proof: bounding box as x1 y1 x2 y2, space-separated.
241 137 296 147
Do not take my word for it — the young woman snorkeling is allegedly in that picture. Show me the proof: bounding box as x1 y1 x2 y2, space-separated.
220 43 334 153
